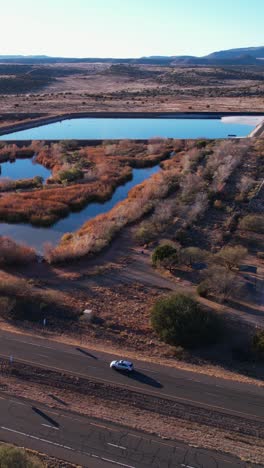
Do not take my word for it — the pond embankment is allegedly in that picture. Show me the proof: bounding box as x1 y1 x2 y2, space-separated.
249 119 264 137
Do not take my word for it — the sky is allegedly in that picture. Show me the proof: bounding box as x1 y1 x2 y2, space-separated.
1 0 263 58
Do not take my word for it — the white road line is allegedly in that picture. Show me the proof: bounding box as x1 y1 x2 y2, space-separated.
1 339 89 358
41 424 59 430
107 443 127 450
11 401 27 406
0 426 135 467
0 426 72 450
0 353 98 373
186 379 201 383
46 411 121 431
102 458 135 468
127 433 140 439
128 432 181 449
0 397 27 407
181 464 196 468
2 339 60 351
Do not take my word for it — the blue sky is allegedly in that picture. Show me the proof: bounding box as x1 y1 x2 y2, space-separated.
1 0 263 57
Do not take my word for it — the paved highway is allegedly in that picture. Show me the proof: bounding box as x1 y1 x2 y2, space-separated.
0 393 249 467
0 330 263 423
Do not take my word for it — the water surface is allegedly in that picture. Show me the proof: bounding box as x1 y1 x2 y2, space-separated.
0 157 51 181
0 117 257 140
0 165 159 253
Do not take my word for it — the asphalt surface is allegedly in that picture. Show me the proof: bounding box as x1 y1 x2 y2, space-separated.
0 330 263 423
0 393 249 467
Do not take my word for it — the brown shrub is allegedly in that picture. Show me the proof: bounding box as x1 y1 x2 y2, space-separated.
199 265 242 300
214 245 248 271
0 236 36 265
204 140 251 192
240 215 264 234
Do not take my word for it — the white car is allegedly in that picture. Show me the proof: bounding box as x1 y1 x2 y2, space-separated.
110 360 134 372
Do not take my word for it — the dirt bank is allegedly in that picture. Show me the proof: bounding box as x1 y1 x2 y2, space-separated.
249 119 264 137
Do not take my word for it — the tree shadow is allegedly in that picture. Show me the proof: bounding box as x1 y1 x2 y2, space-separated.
227 299 264 318
48 394 68 406
32 406 60 428
76 347 98 359
239 265 257 273
191 322 264 383
171 267 201 284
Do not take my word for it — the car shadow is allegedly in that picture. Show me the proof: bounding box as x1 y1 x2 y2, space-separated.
126 370 163 388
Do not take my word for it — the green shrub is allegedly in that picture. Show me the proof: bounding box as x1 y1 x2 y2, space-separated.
151 293 222 348
58 166 83 183
180 247 209 266
174 229 186 243
196 140 208 149
240 215 264 234
252 330 264 359
134 223 157 245
197 281 210 298
0 445 42 467
33 175 44 186
14 176 43 190
215 245 247 271
0 296 16 316
152 244 178 271
60 140 78 151
257 251 264 259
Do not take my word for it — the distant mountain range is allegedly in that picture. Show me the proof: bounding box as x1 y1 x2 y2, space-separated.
0 46 263 66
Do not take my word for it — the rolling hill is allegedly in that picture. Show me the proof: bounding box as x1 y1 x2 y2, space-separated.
0 46 263 66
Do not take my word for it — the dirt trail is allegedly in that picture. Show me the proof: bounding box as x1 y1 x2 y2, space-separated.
19 228 178 292
16 225 264 330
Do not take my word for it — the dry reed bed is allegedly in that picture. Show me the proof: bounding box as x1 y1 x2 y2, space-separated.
0 140 172 226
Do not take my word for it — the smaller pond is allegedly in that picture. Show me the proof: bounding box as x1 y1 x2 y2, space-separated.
0 164 160 253
0 157 51 181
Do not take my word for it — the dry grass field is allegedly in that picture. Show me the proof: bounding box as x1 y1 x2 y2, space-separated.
0 63 263 125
